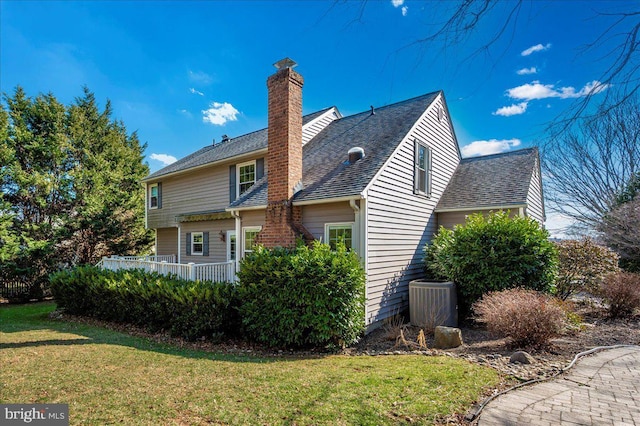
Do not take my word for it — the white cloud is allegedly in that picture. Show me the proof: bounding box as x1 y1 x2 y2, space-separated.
150 153 178 166
516 67 537 75
493 102 528 117
189 88 204 96
188 70 213 85
521 43 551 56
461 139 521 158
202 102 239 125
391 0 407 15
506 80 609 101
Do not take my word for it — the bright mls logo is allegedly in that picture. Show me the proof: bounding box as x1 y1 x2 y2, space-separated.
1 404 68 425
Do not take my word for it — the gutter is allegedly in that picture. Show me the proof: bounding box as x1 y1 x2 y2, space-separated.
434 203 527 213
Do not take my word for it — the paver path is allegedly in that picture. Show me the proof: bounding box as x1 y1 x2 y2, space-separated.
477 346 640 425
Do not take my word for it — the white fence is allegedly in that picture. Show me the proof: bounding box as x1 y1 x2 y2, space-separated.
98 256 236 283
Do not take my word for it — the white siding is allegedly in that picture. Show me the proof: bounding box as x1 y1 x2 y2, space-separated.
302 108 340 145
525 162 545 225
437 209 521 230
364 94 460 328
302 202 355 241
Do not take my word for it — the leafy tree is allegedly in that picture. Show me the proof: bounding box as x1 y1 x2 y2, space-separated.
1 86 153 292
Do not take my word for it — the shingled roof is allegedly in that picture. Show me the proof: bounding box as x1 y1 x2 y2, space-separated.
436 147 540 211
143 107 335 181
228 91 440 209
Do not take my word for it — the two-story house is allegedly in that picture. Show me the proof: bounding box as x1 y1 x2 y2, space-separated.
142 58 545 329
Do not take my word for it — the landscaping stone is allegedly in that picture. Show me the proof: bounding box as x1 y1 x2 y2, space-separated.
510 351 536 364
434 326 463 349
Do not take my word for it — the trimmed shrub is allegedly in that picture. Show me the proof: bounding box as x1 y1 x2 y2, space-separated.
599 271 640 318
555 238 619 300
49 266 238 341
472 288 567 348
237 241 365 349
425 212 558 316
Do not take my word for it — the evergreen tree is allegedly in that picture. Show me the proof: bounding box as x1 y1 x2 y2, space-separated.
1 86 153 293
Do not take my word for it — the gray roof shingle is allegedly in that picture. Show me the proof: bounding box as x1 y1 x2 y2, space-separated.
436 147 540 211
229 91 440 208
144 108 335 181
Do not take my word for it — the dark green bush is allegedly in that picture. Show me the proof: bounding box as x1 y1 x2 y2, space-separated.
237 241 366 349
425 212 558 316
49 266 238 340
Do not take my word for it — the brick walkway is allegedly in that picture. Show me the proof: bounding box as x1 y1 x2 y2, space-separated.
477 346 640 425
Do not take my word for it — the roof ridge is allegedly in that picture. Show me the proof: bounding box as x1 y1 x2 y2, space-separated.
337 91 441 121
461 147 537 163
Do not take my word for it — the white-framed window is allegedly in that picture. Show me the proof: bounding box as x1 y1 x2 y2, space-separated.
325 223 354 250
226 230 236 262
242 226 261 257
149 183 159 209
414 140 432 197
237 160 256 197
191 232 204 256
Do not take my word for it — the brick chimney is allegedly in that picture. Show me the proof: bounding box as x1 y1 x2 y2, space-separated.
257 58 308 248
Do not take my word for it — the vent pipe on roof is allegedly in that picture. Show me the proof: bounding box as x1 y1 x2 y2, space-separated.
370 105 375 115
348 147 365 164
221 134 229 143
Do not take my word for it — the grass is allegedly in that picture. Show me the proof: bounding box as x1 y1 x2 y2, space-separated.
1 302 501 425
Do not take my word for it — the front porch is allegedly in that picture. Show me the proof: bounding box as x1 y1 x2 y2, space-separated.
98 255 236 283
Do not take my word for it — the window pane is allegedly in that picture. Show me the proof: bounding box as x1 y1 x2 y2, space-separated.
239 163 256 195
418 170 426 193
418 145 426 168
328 225 353 250
229 234 236 261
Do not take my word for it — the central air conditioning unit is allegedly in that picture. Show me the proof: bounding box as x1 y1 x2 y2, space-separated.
409 280 458 328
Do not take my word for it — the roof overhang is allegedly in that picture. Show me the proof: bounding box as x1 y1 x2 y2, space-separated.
175 210 234 223
292 195 363 206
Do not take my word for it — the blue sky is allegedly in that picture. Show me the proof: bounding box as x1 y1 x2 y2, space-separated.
1 0 631 235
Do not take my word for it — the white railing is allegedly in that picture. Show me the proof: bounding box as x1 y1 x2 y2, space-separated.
99 256 236 283
109 254 176 263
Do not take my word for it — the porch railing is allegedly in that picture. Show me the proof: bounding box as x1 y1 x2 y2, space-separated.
98 256 236 283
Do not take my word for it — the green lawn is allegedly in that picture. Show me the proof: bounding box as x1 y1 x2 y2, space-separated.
1 302 500 425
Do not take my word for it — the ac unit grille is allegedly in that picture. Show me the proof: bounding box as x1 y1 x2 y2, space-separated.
409 281 457 328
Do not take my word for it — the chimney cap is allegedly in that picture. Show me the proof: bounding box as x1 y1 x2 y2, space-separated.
273 57 297 70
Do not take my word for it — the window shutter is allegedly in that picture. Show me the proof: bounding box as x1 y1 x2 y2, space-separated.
157 182 162 209
427 148 432 197
203 232 209 257
186 232 192 256
413 141 420 194
229 165 236 202
256 158 265 180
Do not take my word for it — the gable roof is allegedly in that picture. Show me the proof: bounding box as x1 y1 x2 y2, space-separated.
228 91 441 209
435 147 540 211
143 107 336 181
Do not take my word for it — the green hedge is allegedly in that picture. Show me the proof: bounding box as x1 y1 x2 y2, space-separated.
50 266 238 341
237 241 366 348
425 212 558 316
